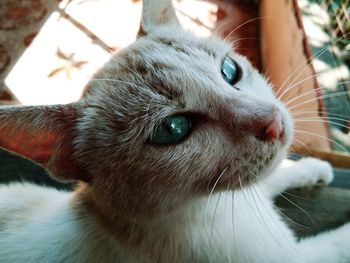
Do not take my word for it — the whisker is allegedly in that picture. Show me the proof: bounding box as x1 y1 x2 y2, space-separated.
294 119 349 130
252 183 301 257
292 110 349 119
224 182 232 263
245 173 298 259
230 37 261 46
283 191 312 201
295 116 350 124
251 172 301 226
210 191 222 250
288 91 349 111
237 175 259 261
223 16 270 42
251 179 309 259
284 83 350 107
247 184 282 247
260 175 311 203
231 190 238 260
275 34 350 98
294 128 349 153
205 167 228 251
206 167 228 210
274 205 311 230
212 19 236 36
278 193 314 223
279 73 332 103
279 73 322 101
295 116 350 122
241 174 293 259
292 137 313 155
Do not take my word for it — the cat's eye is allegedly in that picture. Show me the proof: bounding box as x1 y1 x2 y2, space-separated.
221 57 241 86
150 115 191 145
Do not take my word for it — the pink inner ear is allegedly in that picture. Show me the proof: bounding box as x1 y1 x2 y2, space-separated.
0 104 88 182
0 129 57 166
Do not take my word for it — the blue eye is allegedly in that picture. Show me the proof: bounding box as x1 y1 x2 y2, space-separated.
150 115 191 145
221 57 241 85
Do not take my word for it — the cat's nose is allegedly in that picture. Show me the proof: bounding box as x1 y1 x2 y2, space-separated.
256 109 283 141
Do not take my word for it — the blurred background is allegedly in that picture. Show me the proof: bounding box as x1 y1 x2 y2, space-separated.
299 0 349 152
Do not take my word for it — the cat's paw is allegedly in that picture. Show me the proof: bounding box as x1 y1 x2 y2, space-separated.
291 158 333 188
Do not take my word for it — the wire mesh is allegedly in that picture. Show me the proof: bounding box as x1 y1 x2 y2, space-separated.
321 0 350 63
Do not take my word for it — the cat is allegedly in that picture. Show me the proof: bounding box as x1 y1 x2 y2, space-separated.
0 0 350 262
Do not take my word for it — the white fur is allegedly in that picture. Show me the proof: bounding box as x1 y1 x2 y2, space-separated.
0 184 125 263
1 158 349 263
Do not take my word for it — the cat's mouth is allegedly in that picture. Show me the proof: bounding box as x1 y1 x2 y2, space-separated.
202 139 280 192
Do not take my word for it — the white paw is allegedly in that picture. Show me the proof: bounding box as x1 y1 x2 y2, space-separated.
291 158 334 188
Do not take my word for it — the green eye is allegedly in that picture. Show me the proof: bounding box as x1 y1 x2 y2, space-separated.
221 57 240 85
150 115 191 145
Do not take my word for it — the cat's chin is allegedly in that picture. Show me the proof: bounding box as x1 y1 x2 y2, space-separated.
234 117 294 190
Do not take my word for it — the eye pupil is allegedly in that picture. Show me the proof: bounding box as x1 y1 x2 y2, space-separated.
150 115 191 145
221 57 240 85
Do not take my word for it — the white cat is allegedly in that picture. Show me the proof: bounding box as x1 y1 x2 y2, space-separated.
0 0 349 262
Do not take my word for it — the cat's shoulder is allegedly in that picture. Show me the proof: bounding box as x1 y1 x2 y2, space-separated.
0 183 71 225
0 182 70 204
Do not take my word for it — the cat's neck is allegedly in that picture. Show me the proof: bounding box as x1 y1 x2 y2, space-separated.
75 183 229 262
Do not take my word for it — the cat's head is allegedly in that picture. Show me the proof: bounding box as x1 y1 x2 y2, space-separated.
0 0 293 218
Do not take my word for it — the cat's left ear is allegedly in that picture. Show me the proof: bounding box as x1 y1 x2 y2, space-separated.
0 104 87 182
138 0 180 37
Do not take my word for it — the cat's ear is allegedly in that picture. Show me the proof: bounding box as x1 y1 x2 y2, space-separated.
0 104 88 182
138 0 180 37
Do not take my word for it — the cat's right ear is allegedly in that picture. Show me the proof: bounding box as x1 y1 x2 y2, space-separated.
0 104 88 183
138 0 180 37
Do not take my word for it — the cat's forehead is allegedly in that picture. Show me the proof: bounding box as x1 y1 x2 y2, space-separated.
118 27 233 74
142 26 232 60
85 27 254 115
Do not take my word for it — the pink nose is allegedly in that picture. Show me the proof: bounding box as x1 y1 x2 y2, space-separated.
258 109 283 141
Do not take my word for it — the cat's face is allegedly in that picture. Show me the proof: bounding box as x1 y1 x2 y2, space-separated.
0 0 293 219
75 23 293 217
